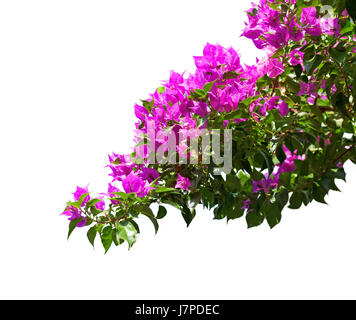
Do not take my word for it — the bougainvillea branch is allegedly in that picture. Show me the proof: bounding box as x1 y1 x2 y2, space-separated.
62 0 356 253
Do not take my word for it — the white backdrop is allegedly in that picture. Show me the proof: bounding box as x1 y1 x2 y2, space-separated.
0 0 355 300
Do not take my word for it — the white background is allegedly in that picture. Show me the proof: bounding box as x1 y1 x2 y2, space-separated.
0 0 355 300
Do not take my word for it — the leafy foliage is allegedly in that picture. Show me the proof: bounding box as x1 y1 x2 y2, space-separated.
61 0 355 253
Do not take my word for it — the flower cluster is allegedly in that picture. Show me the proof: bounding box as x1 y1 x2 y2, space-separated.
242 1 340 54
61 0 355 252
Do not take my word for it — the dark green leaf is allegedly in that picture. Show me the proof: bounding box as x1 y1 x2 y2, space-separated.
203 81 215 93
289 191 303 209
100 226 113 254
279 172 291 188
264 202 282 229
312 183 328 204
332 93 351 119
329 47 348 65
276 188 289 210
67 218 82 240
156 205 167 219
201 189 215 209
134 205 159 234
346 0 356 23
246 210 265 228
223 71 241 80
87 226 97 247
225 174 241 193
305 55 323 75
181 203 196 227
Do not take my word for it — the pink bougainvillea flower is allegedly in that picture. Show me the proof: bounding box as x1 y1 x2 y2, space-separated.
288 18 305 42
277 145 306 174
107 153 135 182
288 49 304 66
278 100 289 117
175 174 192 191
260 96 280 115
137 183 155 198
267 59 284 78
301 7 318 26
122 172 145 194
95 197 106 211
105 183 121 205
242 27 264 40
122 172 153 198
320 18 340 37
298 79 319 105
264 26 290 49
241 199 250 211
134 104 149 122
139 167 160 183
61 206 86 227
73 186 90 206
300 7 322 36
252 174 279 194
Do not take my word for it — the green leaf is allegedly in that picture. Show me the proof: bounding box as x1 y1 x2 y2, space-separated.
156 205 167 219
203 81 215 93
67 218 82 240
128 219 140 234
346 0 356 23
289 191 303 209
341 19 354 35
317 62 333 78
332 93 351 119
87 226 97 247
293 64 303 78
181 203 196 227
276 144 287 163
157 86 166 94
335 0 347 15
275 188 289 210
100 226 113 254
224 110 244 120
304 55 323 75
78 193 89 206
246 210 265 228
312 183 327 204
285 76 301 93
227 199 244 221
223 71 241 80
225 174 241 193
112 230 124 247
112 191 129 200
194 89 206 97
66 201 82 210
136 205 159 234
329 47 348 65
86 199 103 208
256 74 269 91
327 168 346 181
320 177 331 194
201 189 215 209
251 169 265 181
141 99 154 113
264 202 282 229
153 186 180 194
259 150 274 175
302 44 316 63
113 222 137 249
296 0 319 9
279 172 291 188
